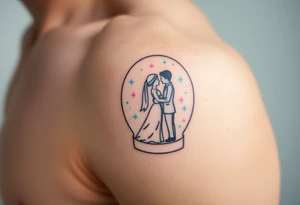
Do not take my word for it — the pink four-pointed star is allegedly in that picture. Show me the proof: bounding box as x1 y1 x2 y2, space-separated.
131 92 136 98
149 63 154 69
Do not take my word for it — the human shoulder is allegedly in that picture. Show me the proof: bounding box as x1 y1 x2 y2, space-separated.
76 14 279 204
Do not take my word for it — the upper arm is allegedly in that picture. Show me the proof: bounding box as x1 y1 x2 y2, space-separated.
76 40 280 205
165 85 172 102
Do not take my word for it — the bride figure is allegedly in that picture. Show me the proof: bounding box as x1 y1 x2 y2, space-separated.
135 74 164 144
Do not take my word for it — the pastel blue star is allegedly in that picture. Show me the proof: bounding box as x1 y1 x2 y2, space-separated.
163 60 167 64
182 106 187 112
179 125 182 128
126 101 129 105
129 79 135 85
140 68 143 71
178 76 183 83
133 114 138 120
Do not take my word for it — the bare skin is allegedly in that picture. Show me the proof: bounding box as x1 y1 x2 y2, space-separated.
0 0 280 204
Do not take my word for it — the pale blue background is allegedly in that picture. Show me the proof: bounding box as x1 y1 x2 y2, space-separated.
0 1 299 205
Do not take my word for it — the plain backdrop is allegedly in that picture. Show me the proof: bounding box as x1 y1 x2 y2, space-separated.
0 0 299 205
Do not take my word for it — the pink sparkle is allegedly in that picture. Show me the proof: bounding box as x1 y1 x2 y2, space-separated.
183 119 186 123
172 63 174 66
179 97 184 103
149 63 154 69
131 92 136 98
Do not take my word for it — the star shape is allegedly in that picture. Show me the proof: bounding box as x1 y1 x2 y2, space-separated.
129 79 134 85
126 101 129 105
182 119 186 123
179 97 184 103
131 92 136 98
178 76 184 83
149 63 154 69
132 114 138 120
163 60 167 64
182 105 187 112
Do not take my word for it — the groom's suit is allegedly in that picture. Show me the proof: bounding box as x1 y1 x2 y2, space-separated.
162 82 176 140
162 82 176 114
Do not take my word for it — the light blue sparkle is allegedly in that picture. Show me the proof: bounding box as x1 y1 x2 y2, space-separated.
182 106 187 112
178 76 184 83
126 101 129 105
163 60 167 64
179 125 182 128
140 68 143 71
129 79 135 85
133 114 138 120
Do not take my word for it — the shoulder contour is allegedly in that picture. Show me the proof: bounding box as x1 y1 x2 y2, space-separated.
91 15 180 50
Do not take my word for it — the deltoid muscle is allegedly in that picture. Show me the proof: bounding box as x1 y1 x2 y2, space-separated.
121 55 195 154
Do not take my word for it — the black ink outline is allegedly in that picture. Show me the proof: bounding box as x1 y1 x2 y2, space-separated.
160 77 176 142
155 121 160 131
121 54 195 154
135 103 165 143
147 133 154 139
143 123 150 130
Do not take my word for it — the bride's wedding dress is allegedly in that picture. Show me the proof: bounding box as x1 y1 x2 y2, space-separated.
135 89 164 144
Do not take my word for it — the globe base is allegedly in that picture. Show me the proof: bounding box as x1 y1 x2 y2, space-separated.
133 137 184 154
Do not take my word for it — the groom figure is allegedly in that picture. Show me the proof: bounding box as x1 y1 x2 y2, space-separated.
159 70 176 142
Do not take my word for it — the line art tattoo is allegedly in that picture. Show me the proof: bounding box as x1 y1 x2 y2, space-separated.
121 55 195 154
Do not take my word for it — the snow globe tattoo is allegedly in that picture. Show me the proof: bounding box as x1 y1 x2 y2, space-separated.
121 55 195 154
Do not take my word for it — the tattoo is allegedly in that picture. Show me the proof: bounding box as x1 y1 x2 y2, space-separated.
121 55 195 154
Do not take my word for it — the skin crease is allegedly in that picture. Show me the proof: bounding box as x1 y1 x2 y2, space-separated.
0 0 280 205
